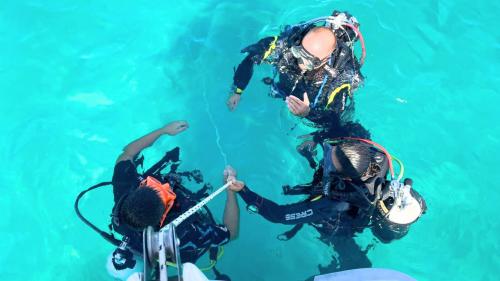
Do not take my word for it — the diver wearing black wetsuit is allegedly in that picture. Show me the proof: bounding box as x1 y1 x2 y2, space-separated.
105 120 239 280
227 138 427 274
112 158 231 263
77 122 238 281
229 11 364 130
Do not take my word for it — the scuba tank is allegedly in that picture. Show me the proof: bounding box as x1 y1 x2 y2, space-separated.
372 179 427 243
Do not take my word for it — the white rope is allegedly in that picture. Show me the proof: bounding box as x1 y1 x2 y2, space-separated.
202 89 228 166
171 181 232 227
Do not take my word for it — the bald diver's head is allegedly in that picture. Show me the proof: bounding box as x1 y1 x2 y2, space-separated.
295 27 337 71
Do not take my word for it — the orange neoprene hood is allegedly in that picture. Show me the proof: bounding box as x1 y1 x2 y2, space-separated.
139 176 176 227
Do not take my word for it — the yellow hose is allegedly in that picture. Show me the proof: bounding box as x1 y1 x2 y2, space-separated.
199 247 224 271
392 156 405 181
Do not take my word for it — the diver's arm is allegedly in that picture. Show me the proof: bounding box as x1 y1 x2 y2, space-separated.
115 121 189 163
227 55 255 110
227 36 277 111
230 36 277 94
232 54 255 93
223 190 240 240
237 185 339 225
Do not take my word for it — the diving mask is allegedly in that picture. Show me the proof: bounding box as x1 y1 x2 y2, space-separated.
290 45 329 71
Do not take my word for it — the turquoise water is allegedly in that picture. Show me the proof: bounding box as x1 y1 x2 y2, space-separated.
1 0 500 280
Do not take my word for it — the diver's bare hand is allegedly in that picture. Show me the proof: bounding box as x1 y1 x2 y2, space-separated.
297 140 317 155
226 176 245 192
286 92 310 117
227 94 241 111
162 121 189 136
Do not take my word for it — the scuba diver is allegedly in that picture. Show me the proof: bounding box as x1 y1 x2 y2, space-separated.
224 136 426 273
226 10 365 127
75 121 240 281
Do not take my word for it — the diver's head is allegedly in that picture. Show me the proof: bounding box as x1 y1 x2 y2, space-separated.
292 27 336 71
120 186 166 230
331 141 380 181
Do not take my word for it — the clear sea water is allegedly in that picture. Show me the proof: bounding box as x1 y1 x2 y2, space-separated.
1 0 499 280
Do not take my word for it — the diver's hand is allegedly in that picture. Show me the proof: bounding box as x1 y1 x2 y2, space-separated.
297 134 317 154
226 176 245 192
297 139 318 169
286 92 310 117
297 140 318 155
162 121 189 136
227 94 241 111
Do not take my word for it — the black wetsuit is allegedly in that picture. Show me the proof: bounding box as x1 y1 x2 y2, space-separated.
232 30 363 131
238 184 373 272
112 160 230 263
238 185 369 233
238 185 341 224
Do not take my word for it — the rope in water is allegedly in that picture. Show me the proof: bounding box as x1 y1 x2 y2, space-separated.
202 89 228 166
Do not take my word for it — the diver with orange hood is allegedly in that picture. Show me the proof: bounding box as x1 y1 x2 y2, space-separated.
76 121 239 280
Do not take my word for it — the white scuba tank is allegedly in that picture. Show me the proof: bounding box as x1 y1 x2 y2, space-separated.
387 181 423 225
